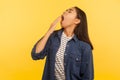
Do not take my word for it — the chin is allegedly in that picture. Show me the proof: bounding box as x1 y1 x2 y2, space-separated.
60 24 66 28
60 23 66 28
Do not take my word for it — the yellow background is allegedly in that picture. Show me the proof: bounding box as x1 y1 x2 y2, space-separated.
0 0 120 80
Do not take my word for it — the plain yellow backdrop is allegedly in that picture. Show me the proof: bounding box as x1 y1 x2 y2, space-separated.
0 0 120 80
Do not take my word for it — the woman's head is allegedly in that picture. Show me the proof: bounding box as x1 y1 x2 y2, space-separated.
61 6 93 49
61 7 80 28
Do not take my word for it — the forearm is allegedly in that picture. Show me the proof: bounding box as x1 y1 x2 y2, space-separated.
35 16 61 53
35 29 53 53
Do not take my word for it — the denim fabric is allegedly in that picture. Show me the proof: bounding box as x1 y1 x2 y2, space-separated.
31 28 94 80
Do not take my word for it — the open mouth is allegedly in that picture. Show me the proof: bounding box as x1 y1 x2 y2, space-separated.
61 15 64 21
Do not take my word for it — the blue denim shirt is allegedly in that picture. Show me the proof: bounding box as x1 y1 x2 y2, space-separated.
31 28 94 80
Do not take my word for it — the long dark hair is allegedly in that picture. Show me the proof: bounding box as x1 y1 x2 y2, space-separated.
74 6 93 50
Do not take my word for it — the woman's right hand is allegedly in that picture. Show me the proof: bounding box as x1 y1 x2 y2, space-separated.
48 16 62 33
35 16 61 54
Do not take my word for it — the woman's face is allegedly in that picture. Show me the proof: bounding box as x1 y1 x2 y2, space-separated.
61 7 80 28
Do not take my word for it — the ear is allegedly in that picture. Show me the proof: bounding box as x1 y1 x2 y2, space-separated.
74 18 80 24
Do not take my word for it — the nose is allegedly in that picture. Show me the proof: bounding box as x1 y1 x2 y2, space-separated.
63 11 66 15
63 11 67 15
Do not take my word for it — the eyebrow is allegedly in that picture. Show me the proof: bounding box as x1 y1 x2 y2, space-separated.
70 8 75 11
66 8 73 11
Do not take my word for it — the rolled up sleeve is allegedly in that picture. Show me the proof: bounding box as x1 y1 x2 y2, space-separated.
31 36 51 60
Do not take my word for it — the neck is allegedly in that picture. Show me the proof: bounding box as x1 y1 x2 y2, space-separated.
63 26 75 37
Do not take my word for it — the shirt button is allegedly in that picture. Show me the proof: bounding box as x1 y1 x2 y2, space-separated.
76 58 80 61
64 53 67 56
64 63 66 66
66 44 69 47
76 58 79 61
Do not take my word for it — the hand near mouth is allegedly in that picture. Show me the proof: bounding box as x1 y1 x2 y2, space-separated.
48 16 62 33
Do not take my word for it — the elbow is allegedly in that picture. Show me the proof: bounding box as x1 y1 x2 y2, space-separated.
31 52 39 60
31 47 40 60
31 43 46 60
31 44 39 60
31 50 45 60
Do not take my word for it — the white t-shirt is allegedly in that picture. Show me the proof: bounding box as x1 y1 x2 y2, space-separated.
54 31 73 80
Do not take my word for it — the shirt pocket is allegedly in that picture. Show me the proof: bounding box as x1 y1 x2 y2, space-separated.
69 52 88 76
68 52 82 77
69 52 82 66
69 52 89 75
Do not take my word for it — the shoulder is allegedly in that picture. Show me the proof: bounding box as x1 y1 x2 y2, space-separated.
78 40 92 51
49 29 63 38
48 29 59 37
52 29 60 35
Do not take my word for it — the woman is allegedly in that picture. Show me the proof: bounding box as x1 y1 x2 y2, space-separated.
31 6 94 80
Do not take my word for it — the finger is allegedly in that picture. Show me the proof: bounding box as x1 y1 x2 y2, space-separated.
56 15 62 21
54 16 61 23
50 16 62 28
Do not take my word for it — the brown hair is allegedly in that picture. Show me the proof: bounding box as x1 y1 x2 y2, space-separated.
74 6 93 50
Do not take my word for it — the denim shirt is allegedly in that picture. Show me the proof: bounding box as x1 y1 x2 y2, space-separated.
31 28 94 80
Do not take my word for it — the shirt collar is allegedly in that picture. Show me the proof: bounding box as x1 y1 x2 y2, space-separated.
56 28 78 42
